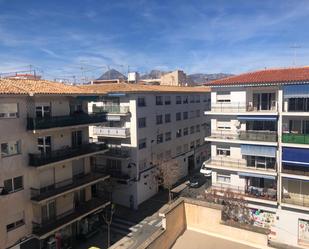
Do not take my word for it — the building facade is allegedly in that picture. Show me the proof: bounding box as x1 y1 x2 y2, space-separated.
204 67 309 248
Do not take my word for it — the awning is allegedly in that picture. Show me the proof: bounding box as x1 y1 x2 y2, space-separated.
241 144 277 157
238 172 276 180
283 84 309 98
76 96 99 101
282 147 309 166
237 116 277 121
107 93 126 97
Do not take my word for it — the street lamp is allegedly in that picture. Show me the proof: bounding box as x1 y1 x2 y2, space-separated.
102 203 115 248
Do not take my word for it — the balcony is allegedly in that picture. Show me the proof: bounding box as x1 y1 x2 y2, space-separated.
95 167 131 183
282 178 309 208
212 183 277 201
239 130 277 142
282 133 309 144
282 164 309 177
29 143 108 167
92 105 130 115
30 173 109 203
32 198 110 238
208 102 277 113
205 157 276 172
27 113 106 131
104 147 131 158
93 127 130 138
282 194 309 208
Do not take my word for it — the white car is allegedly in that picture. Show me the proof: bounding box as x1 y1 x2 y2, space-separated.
200 163 212 177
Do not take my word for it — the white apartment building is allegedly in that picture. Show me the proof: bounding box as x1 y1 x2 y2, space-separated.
0 79 111 249
85 83 210 209
204 67 309 248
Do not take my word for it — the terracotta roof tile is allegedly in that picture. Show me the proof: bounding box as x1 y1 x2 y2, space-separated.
205 67 309 86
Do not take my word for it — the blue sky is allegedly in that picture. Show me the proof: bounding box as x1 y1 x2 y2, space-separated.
0 0 309 81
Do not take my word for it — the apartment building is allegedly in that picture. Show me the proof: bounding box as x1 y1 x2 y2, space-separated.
0 79 110 249
84 83 210 209
204 67 309 248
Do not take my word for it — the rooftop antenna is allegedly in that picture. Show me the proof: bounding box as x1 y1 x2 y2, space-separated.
290 43 301 66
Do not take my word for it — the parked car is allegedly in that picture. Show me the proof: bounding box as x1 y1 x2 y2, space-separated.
200 162 212 177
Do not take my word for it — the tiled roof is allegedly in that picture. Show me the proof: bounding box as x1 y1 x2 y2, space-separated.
205 67 309 86
0 78 209 95
78 83 209 94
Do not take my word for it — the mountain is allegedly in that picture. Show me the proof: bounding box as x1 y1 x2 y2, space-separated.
97 69 127 80
188 73 234 85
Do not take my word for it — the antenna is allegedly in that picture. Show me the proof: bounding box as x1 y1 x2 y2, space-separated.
290 43 301 66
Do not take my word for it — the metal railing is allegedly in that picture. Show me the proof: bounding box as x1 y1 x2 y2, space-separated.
29 143 108 167
27 113 106 130
209 130 278 142
282 167 309 177
95 166 131 181
104 147 131 158
92 105 130 114
208 102 277 113
282 133 309 144
282 193 309 208
212 183 277 201
93 126 130 137
205 158 276 171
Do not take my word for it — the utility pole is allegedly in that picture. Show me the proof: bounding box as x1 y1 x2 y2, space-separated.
102 203 115 248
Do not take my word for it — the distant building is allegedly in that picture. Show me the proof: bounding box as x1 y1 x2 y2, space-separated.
160 70 193 87
127 72 140 83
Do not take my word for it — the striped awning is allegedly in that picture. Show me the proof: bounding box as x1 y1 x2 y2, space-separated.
238 172 276 180
282 147 309 166
241 144 277 157
237 115 277 121
283 84 309 98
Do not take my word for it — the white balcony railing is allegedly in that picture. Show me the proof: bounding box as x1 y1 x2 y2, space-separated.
93 127 130 138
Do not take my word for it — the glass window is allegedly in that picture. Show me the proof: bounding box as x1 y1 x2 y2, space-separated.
4 179 13 193
156 115 163 125
165 132 172 141
176 112 181 121
195 95 200 103
37 136 51 154
72 131 82 147
1 141 20 157
190 126 195 134
4 176 23 193
157 134 163 144
189 111 195 119
217 147 230 156
217 174 231 183
36 105 51 118
190 95 195 103
138 117 146 128
183 127 188 136
138 138 147 149
183 96 188 104
176 129 182 138
0 103 18 118
164 96 171 105
138 97 146 107
176 96 182 104
183 111 188 120
156 96 163 105
165 114 171 123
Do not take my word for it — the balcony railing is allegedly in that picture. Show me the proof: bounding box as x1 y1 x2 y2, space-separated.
209 130 278 142
205 158 276 171
29 143 108 167
27 113 106 130
209 102 277 113
282 193 309 208
32 197 110 237
95 166 131 181
104 147 131 158
93 127 130 138
212 183 277 201
92 105 130 114
282 133 309 144
282 167 309 177
30 172 108 202
239 130 277 142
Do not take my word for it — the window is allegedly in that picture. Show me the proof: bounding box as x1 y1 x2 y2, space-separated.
190 95 195 103
165 114 171 123
138 97 146 107
176 112 181 121
6 218 25 232
156 115 163 125
196 125 200 132
217 147 230 156
157 134 163 144
190 126 195 134
4 176 23 193
176 96 182 104
72 131 82 147
138 117 146 128
156 96 163 105
216 91 231 103
37 136 51 154
138 138 147 149
217 174 231 183
195 95 200 103
217 121 231 130
196 109 200 117
183 111 188 120
1 141 21 157
36 105 51 118
0 103 18 118
165 132 172 141
165 96 171 105
189 111 195 119
183 96 188 104
176 129 182 138
183 127 189 136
